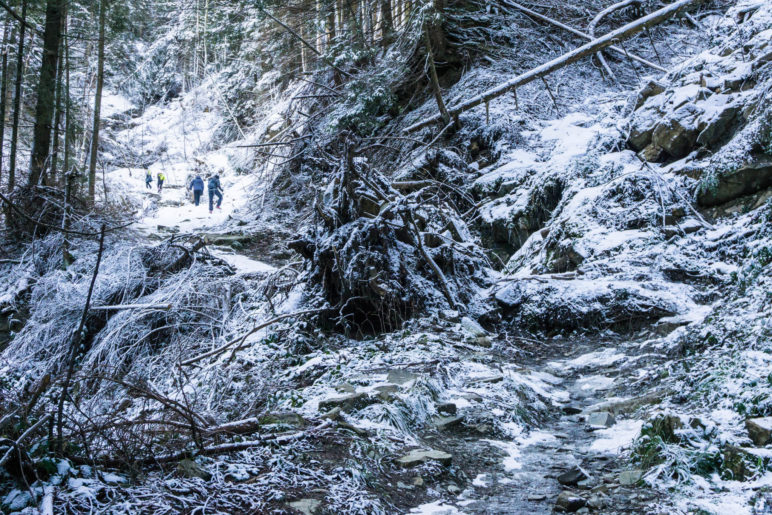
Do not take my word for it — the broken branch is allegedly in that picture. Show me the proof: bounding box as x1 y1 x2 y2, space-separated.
90 303 173 311
501 0 665 73
406 0 700 132
180 309 327 366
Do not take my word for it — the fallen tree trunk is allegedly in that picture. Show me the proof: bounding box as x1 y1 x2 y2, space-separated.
501 0 665 72
405 0 700 133
590 0 642 82
90 303 173 311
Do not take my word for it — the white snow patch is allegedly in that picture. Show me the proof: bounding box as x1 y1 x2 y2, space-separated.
212 250 275 274
472 474 489 487
589 419 643 453
409 501 465 514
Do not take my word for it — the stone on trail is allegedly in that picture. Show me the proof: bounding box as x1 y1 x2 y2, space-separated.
618 469 644 486
433 415 464 430
470 375 504 385
259 412 307 427
746 417 772 446
588 411 616 428
318 392 375 413
554 491 587 512
288 498 322 515
557 466 589 486
374 384 400 395
437 402 457 415
562 404 583 415
461 316 488 337
387 369 419 386
335 382 356 393
176 459 211 481
397 449 452 468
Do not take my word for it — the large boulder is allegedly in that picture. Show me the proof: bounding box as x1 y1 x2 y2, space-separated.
651 107 701 159
746 417 772 446
698 157 772 207
494 279 681 331
695 96 741 148
634 80 666 110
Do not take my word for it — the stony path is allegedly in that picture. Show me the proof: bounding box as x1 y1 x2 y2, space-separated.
419 337 665 514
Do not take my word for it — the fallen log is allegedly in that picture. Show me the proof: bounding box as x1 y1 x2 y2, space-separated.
90 303 173 311
70 421 333 468
501 0 665 72
590 0 643 82
405 0 700 133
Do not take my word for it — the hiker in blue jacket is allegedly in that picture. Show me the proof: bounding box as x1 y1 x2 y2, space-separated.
188 175 205 206
208 175 223 214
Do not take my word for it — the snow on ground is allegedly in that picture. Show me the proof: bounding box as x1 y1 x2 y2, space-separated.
101 90 135 118
100 79 273 246
589 419 644 453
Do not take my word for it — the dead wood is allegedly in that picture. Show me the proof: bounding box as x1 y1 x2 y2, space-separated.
501 0 665 72
0 414 51 468
69 421 333 468
406 0 702 132
180 309 327 366
589 0 643 83
90 303 174 311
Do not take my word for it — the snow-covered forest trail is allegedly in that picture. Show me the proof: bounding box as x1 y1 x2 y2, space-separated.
103 80 277 274
438 336 663 514
2 0 772 512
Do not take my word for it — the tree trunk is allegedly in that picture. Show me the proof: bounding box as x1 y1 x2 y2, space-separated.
29 0 66 187
63 7 70 178
326 0 336 44
87 0 107 203
379 0 392 42
8 0 27 192
61 12 72 268
0 21 12 181
50 8 66 185
424 28 450 126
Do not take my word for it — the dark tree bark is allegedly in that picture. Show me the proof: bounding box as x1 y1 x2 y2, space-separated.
8 0 26 192
29 0 66 186
63 9 70 178
0 21 13 181
50 6 67 185
379 0 392 43
87 0 106 202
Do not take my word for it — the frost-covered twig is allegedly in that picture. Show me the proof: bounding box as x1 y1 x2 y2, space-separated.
0 414 51 468
56 225 106 452
180 308 327 366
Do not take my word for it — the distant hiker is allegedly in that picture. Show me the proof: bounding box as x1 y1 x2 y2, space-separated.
145 169 152 189
157 172 166 193
188 175 205 206
208 174 223 214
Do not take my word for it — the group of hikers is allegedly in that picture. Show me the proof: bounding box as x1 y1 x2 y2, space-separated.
145 169 224 214
145 170 166 193
189 174 223 213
